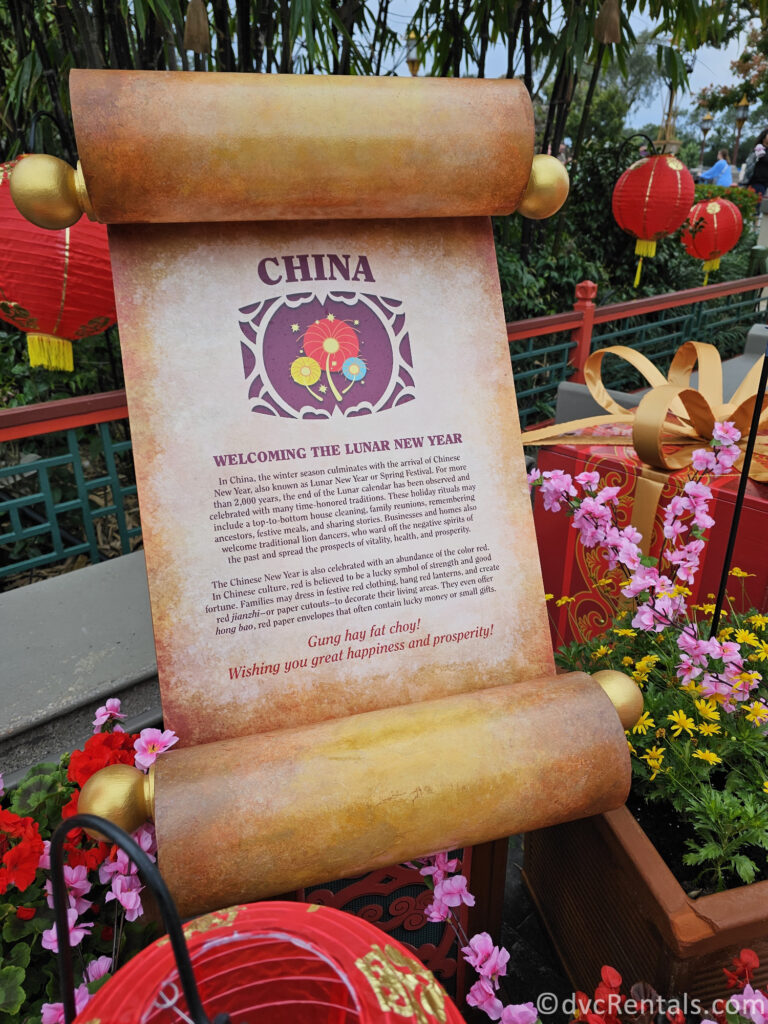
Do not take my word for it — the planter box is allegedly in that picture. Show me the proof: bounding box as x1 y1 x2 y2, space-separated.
523 806 768 1008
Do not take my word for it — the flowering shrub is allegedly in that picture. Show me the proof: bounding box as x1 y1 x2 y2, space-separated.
0 700 176 1023
531 424 768 891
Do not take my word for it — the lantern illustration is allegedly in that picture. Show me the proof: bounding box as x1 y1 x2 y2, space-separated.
681 198 743 285
611 154 696 286
0 160 116 371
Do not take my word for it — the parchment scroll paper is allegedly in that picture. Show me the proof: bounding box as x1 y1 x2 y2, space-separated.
71 73 554 747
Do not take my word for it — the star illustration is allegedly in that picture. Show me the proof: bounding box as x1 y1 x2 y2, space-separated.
354 320 359 325
291 323 300 333
327 313 336 322
319 385 327 393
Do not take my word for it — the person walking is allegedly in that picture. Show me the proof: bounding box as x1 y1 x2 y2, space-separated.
699 149 733 187
744 129 768 196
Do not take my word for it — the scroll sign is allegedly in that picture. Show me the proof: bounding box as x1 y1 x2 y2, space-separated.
12 71 639 918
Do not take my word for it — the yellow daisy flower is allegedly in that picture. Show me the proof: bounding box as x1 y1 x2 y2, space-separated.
752 640 768 662
667 710 697 737
544 594 554 601
699 603 716 615
735 629 760 647
632 711 655 735
763 781 768 796
555 596 575 607
718 627 734 641
622 656 634 667
745 702 768 725
612 628 637 637
680 679 703 695
694 698 720 722
641 745 665 763
693 749 722 766
698 722 721 736
729 567 755 578
591 645 611 660
749 614 768 630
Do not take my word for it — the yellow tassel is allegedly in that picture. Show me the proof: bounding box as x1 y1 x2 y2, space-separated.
27 334 74 372
703 269 710 286
703 256 720 273
633 257 643 288
594 0 621 44
183 0 211 54
634 238 656 258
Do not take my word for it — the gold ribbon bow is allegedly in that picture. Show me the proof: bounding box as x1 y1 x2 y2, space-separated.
525 341 768 554
525 340 768 478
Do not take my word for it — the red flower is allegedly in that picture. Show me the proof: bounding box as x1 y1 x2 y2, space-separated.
16 906 36 920
600 966 622 991
67 730 138 787
666 1010 686 1024
725 949 760 988
303 317 359 372
0 809 44 895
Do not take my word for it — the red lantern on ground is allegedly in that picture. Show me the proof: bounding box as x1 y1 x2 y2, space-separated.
0 159 116 371
611 153 696 287
681 197 743 285
74 901 466 1023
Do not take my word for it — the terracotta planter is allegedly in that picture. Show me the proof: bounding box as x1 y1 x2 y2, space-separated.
523 805 768 1008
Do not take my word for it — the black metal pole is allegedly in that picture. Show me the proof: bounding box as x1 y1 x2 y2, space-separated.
710 343 768 637
51 813 225 1024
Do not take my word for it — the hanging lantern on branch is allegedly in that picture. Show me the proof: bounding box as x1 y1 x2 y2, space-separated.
611 153 695 287
0 159 116 372
681 197 743 285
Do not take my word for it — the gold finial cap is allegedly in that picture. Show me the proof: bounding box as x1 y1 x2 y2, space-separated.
592 669 644 730
9 154 94 230
517 154 570 220
78 764 155 840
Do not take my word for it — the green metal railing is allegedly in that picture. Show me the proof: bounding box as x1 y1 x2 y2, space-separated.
1 394 139 583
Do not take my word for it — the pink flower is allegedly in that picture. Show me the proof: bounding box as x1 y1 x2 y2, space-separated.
41 908 94 953
424 895 451 922
575 471 600 491
467 978 504 1020
691 448 718 473
92 697 126 733
38 840 51 871
728 984 768 1024
84 955 113 983
461 932 510 985
45 864 92 915
434 874 475 909
712 421 741 445
540 470 577 512
41 985 90 1024
419 851 460 885
106 873 144 921
134 728 178 771
501 1003 539 1024
0 772 4 798
527 468 541 490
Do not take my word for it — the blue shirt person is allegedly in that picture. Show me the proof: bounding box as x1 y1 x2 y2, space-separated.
700 149 733 187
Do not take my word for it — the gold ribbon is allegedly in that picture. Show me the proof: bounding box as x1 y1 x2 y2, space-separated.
525 341 768 482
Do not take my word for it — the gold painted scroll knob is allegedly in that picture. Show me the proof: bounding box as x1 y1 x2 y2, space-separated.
592 669 644 730
9 154 94 229
517 154 570 220
78 764 155 839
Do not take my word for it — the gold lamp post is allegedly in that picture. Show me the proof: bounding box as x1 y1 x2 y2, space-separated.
406 31 420 76
732 95 750 168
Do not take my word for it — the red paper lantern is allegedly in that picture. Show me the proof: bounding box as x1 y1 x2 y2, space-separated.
611 154 696 286
0 159 116 371
681 197 743 284
74 901 467 1023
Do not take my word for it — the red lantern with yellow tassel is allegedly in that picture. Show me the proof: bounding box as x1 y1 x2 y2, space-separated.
681 197 743 285
0 159 116 371
611 153 695 286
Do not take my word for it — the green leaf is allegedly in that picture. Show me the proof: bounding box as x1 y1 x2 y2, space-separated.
732 854 759 885
6 945 30 970
640 555 659 567
0 967 25 1016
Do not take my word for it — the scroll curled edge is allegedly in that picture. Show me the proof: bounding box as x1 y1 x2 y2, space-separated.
69 71 534 223
155 672 630 917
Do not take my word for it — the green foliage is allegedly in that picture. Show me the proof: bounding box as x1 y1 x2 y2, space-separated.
555 600 768 892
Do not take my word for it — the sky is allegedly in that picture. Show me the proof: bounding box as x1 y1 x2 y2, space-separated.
384 1 750 138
